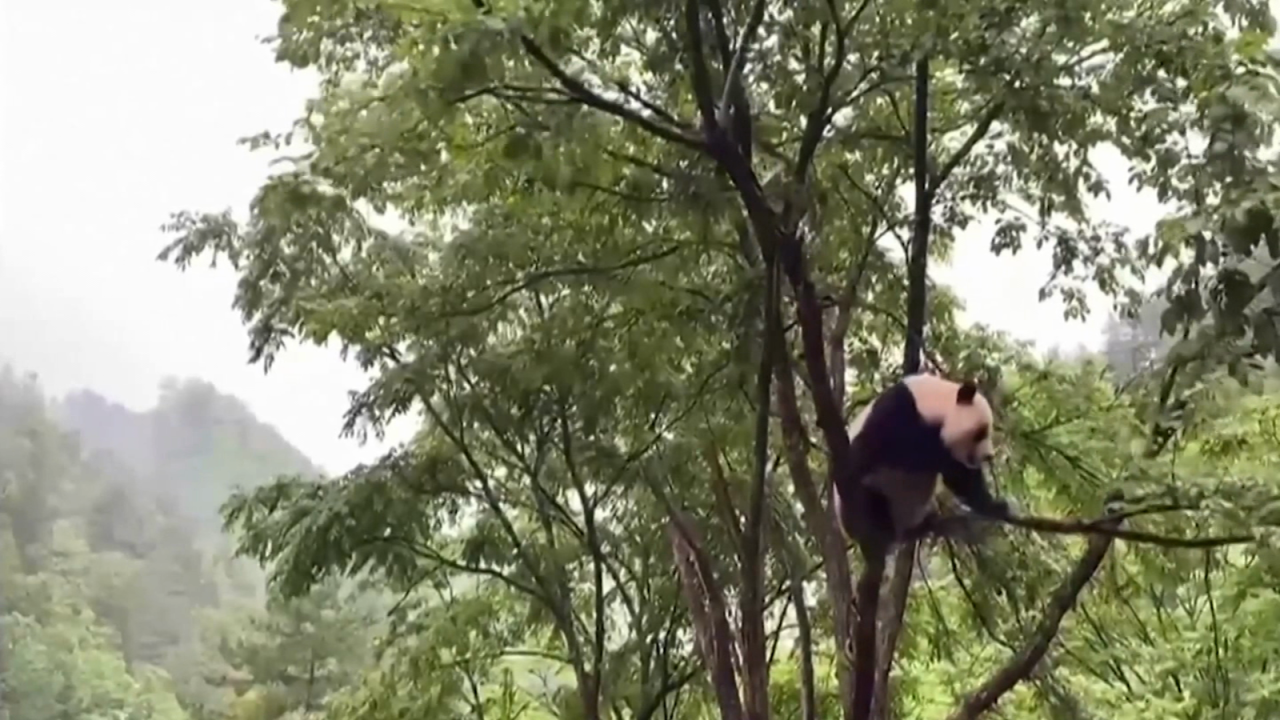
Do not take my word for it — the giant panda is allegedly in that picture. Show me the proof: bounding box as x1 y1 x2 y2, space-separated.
833 373 1011 546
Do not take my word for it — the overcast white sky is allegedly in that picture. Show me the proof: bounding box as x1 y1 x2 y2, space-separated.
0 0 1196 474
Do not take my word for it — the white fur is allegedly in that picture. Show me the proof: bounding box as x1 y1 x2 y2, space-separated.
902 374 994 468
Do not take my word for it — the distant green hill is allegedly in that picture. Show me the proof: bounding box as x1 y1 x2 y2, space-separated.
54 377 320 538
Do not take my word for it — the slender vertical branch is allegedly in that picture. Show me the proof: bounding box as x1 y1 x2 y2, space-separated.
740 255 779 720
770 510 819 720
902 52 932 375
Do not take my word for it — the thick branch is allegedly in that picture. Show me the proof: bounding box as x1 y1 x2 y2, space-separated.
853 547 888 720
946 521 1121 720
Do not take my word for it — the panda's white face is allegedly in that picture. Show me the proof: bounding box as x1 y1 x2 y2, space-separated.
940 395 994 469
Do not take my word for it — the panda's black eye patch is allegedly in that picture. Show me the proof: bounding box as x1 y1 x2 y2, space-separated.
971 427 989 443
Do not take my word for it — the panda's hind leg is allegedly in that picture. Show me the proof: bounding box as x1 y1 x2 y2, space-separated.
862 488 900 549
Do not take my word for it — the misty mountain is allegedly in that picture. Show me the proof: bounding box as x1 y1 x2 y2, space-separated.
53 377 321 537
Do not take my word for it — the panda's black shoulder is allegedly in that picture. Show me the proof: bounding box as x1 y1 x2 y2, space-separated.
857 380 937 440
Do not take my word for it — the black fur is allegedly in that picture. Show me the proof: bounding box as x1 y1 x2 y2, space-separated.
837 381 1007 543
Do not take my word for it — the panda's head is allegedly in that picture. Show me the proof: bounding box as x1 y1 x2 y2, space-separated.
941 381 995 468
906 375 995 469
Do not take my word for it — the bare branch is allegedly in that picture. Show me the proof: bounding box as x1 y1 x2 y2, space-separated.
946 520 1121 720
902 54 932 373
701 0 734 68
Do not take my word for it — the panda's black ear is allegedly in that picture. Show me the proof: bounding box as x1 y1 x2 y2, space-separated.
956 382 978 405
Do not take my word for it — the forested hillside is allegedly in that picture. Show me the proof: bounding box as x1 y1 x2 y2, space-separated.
54 379 319 539
0 366 383 719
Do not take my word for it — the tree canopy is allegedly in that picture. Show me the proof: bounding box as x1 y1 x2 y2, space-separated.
155 0 1280 718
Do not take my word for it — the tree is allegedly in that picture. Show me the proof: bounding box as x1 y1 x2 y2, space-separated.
161 0 1280 718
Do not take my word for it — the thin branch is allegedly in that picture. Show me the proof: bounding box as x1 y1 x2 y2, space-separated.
704 440 744 545
518 36 701 148
557 405 608 712
445 246 685 321
463 0 700 148
928 98 1005 195
773 340 858 720
829 232 881 410
740 255 779 720
915 511 1255 549
771 514 819 720
794 0 872 182
946 520 1121 720
999 513 1253 549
